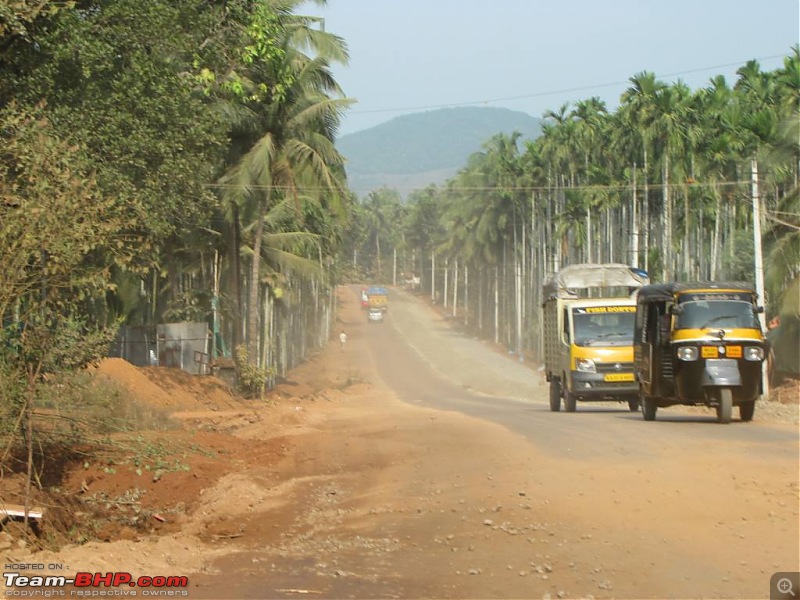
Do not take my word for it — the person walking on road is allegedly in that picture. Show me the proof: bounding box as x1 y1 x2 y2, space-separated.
339 329 347 351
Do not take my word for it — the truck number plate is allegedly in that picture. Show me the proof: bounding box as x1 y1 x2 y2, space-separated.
604 373 635 382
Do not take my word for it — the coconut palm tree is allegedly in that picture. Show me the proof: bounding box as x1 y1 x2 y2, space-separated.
218 2 352 366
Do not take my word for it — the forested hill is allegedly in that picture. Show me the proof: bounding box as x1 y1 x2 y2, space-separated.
337 107 541 197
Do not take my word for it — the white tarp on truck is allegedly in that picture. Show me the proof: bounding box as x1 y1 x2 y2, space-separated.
543 263 650 301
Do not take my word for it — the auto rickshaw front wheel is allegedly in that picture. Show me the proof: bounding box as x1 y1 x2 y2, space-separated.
715 388 733 424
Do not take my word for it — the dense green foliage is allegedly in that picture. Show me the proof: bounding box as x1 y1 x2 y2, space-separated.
0 0 353 486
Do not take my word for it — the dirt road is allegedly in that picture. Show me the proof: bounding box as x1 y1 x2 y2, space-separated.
6 285 799 599
194 286 799 599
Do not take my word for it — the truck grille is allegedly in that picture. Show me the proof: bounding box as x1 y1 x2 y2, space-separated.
595 362 634 374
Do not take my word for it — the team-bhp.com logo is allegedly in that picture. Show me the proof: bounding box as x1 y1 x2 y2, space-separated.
4 571 189 596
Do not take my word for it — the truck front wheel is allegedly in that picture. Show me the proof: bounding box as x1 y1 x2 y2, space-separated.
564 385 577 412
549 379 561 412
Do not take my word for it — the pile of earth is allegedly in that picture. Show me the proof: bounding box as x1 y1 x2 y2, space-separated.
0 358 311 552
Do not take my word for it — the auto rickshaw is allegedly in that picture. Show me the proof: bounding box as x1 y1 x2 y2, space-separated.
633 282 767 423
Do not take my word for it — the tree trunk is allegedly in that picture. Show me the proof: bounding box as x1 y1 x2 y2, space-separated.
662 153 672 281
711 184 722 280
643 147 650 272
443 258 449 309
585 208 592 263
431 251 435 303
452 257 458 318
494 265 500 344
464 265 469 326
248 192 271 365
631 162 639 268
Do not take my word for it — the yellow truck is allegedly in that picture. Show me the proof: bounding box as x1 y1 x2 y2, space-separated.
542 264 649 412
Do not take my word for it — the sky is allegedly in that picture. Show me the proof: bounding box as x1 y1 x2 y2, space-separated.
298 0 799 136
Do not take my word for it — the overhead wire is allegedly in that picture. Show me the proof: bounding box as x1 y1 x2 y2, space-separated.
205 180 756 193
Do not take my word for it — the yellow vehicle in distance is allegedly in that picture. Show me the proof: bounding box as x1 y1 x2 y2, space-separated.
633 282 767 423
366 286 388 312
542 264 650 412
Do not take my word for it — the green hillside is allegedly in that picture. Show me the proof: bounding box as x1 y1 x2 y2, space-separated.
337 107 541 196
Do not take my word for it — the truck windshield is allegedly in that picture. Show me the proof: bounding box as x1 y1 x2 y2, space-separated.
572 310 635 347
675 300 759 330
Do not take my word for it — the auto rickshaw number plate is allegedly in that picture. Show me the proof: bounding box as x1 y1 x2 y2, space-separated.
604 373 635 382
700 345 743 358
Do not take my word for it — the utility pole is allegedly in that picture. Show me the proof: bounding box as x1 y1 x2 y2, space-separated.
452 257 458 317
751 158 769 400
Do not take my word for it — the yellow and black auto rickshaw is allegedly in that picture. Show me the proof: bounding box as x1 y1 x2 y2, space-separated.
633 282 768 423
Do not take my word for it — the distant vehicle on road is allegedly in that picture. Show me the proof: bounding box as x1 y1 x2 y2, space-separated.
367 286 388 312
368 308 384 324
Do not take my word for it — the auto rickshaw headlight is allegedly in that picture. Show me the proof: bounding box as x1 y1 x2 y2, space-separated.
744 346 764 361
575 358 596 373
677 346 699 361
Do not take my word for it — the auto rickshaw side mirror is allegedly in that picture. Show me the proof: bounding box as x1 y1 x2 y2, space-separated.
671 305 684 315
756 306 765 313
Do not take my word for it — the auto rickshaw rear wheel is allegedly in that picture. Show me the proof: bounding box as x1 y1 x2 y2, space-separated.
739 400 755 422
641 392 657 421
715 388 733 424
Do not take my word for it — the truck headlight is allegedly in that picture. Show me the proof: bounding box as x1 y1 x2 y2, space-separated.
744 346 764 361
575 358 596 373
677 346 698 361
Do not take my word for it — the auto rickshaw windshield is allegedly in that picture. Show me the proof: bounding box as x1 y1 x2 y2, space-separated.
674 300 759 330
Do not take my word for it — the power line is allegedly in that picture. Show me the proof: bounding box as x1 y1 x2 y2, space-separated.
347 54 790 117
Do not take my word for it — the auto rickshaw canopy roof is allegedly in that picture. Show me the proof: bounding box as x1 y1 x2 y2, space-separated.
636 282 758 304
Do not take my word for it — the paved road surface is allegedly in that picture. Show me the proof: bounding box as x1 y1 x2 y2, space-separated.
375 287 799 460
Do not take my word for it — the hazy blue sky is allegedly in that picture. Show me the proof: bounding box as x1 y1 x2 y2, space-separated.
298 0 799 136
